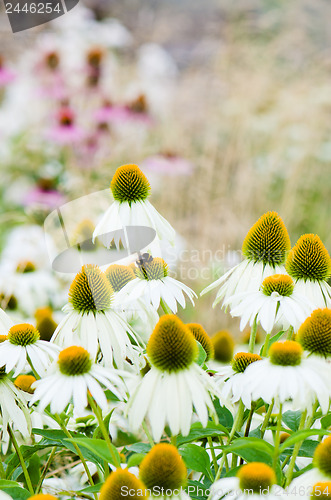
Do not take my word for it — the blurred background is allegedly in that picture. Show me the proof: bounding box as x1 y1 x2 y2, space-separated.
0 0 330 339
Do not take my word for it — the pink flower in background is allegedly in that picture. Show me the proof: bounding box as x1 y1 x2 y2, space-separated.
0 55 15 87
95 95 153 126
94 100 130 124
23 179 66 209
141 153 194 176
47 106 84 144
36 51 66 100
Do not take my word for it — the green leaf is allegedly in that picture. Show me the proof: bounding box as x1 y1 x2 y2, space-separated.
214 400 233 428
27 454 40 490
177 421 229 446
223 438 274 465
321 413 331 430
186 480 210 500
65 437 120 466
259 331 285 355
0 480 30 500
196 341 207 366
282 411 302 432
279 430 329 453
179 444 213 481
125 443 151 454
281 440 319 458
127 453 146 468
80 483 102 493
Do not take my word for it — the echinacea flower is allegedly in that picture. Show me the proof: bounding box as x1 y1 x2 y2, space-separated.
215 352 262 408
211 330 235 364
28 495 57 500
141 153 194 177
47 106 84 144
127 315 218 441
286 234 331 308
106 264 159 342
116 256 196 313
51 265 143 369
99 467 148 500
92 164 176 247
211 462 280 500
0 366 31 438
0 308 12 336
224 274 314 333
187 323 214 361
201 211 291 307
241 341 330 413
0 55 15 87
0 323 59 377
30 345 126 415
139 443 188 499
297 308 331 358
288 437 331 498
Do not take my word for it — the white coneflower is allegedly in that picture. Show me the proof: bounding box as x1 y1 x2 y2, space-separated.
241 341 330 413
211 462 281 500
0 308 12 336
215 352 262 408
99 468 148 500
139 443 189 500
201 211 291 307
116 255 196 313
0 366 31 438
127 315 218 442
287 436 331 498
51 264 144 370
297 308 331 359
105 263 159 342
224 274 314 333
92 164 176 247
286 234 331 308
30 345 126 415
0 323 58 377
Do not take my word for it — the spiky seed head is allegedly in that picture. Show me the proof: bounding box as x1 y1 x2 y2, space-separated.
69 264 113 313
297 309 331 357
111 164 150 204
105 264 135 292
212 330 235 363
286 234 331 282
242 211 290 266
187 323 214 360
147 315 198 372
269 341 302 366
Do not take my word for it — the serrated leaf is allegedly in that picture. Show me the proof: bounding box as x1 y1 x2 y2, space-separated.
179 444 213 481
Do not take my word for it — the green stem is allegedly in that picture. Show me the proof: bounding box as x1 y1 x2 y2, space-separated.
281 455 290 470
26 353 40 379
273 403 283 471
240 403 257 465
160 298 172 315
260 400 274 439
306 401 319 429
54 414 98 500
8 425 34 494
211 399 245 488
207 437 218 474
170 435 177 447
285 409 307 487
286 326 294 341
142 421 154 447
35 446 57 494
87 394 121 468
249 316 258 353
0 456 5 479
261 332 271 357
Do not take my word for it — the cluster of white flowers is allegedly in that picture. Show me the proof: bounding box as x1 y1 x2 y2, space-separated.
1 163 331 500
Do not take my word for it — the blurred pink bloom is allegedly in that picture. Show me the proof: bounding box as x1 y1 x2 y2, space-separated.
141 154 194 176
47 106 84 144
23 187 66 209
95 95 153 126
0 56 15 87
